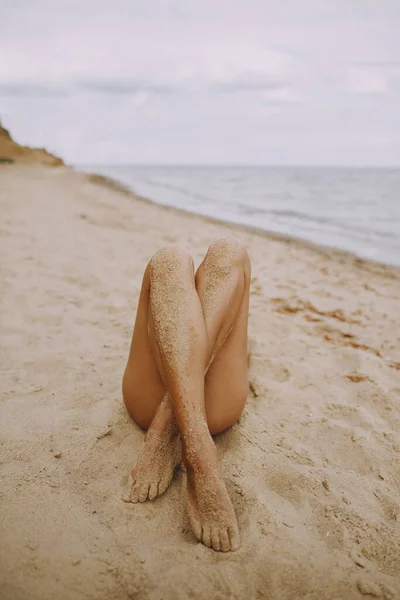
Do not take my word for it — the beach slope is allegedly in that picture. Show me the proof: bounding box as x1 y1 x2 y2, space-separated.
0 166 399 600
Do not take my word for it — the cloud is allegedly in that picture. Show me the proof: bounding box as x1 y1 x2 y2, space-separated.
355 61 400 68
76 79 174 95
0 0 399 165
209 77 288 94
0 77 290 98
0 83 68 97
0 4 293 96
347 67 389 95
262 87 302 105
77 76 289 96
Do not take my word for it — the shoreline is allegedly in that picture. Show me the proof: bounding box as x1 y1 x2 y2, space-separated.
85 169 400 277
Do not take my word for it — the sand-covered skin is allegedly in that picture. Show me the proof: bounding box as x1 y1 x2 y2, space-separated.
149 242 241 551
0 165 399 599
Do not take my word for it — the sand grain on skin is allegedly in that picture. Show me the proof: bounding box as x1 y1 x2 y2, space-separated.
148 245 240 550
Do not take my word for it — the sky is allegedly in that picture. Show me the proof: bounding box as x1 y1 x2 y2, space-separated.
1 0 400 166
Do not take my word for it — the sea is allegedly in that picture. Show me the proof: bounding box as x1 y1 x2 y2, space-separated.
80 165 400 266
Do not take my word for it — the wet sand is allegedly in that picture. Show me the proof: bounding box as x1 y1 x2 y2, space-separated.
1 165 399 600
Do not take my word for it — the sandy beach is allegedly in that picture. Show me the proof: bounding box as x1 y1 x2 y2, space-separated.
1 165 399 600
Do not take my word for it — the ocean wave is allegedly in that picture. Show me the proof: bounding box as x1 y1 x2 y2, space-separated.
79 165 400 265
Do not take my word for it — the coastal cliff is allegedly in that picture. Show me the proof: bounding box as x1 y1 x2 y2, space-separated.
0 120 64 166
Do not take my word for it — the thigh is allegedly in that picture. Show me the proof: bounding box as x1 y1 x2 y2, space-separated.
123 248 250 433
204 270 250 435
122 265 166 430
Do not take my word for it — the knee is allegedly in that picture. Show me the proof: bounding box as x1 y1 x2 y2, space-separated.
149 246 194 277
206 393 247 436
205 237 250 276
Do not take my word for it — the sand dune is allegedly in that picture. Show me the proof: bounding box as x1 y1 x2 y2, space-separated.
0 166 399 600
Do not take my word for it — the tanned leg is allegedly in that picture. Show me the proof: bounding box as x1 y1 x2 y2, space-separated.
187 239 250 552
122 392 180 502
122 267 180 504
150 240 248 551
123 238 250 551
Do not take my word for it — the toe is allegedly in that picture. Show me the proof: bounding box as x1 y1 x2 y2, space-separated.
191 517 202 541
211 527 221 552
122 475 135 502
219 529 230 552
138 484 150 502
158 476 170 497
228 525 240 551
130 485 140 503
201 524 211 547
187 502 202 542
122 491 132 503
148 482 159 501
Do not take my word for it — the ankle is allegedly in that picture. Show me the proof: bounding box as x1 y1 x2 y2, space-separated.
147 421 178 444
148 408 178 440
182 432 217 472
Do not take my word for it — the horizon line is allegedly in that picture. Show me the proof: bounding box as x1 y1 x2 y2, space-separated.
75 163 400 170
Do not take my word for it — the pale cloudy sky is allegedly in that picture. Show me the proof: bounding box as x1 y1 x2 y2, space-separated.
1 0 399 165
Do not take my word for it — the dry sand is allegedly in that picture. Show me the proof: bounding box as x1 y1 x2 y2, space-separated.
1 165 399 600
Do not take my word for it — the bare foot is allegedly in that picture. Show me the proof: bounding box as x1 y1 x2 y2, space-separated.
123 429 180 503
185 437 240 552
